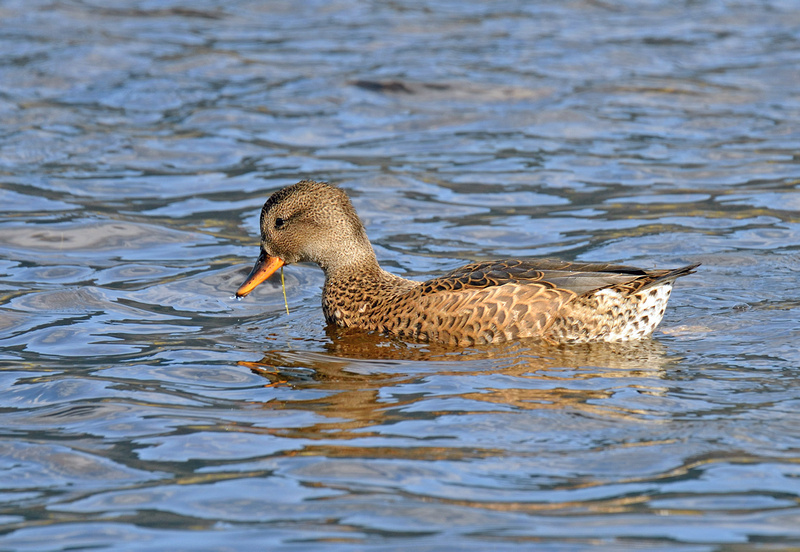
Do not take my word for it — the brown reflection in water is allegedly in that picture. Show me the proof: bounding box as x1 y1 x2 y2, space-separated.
239 327 678 454
238 332 696 517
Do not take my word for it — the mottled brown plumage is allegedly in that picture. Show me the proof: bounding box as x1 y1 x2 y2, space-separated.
236 180 698 345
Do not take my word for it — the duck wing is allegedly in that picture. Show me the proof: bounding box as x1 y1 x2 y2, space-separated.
418 259 699 297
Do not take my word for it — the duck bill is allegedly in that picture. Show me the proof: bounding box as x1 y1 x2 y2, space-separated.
235 251 285 297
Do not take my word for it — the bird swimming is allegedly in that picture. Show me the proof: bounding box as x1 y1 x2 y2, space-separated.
236 180 698 346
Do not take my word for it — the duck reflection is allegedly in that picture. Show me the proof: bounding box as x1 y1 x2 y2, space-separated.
239 327 680 441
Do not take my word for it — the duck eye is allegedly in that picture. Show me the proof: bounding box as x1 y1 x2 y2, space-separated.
274 217 285 229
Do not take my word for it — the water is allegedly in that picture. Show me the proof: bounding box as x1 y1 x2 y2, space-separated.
2 0 800 550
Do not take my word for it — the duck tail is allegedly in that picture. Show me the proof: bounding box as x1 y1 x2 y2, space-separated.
638 262 701 292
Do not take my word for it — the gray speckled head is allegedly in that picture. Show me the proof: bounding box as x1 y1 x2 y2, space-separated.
258 180 376 274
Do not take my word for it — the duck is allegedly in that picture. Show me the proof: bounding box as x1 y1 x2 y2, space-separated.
236 180 698 346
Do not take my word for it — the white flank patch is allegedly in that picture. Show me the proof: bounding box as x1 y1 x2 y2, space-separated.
592 283 674 341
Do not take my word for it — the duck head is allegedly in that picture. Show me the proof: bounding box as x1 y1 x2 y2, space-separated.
236 180 375 297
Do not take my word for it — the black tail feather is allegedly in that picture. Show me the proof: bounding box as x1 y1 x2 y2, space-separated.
639 263 700 292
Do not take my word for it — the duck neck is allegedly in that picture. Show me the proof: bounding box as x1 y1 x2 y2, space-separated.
320 246 417 328
317 238 382 281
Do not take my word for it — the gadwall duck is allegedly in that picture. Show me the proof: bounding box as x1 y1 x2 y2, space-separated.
236 180 698 345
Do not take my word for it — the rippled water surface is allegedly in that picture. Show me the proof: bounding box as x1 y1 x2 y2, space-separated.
2 1 800 550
